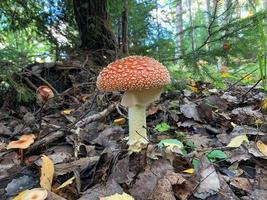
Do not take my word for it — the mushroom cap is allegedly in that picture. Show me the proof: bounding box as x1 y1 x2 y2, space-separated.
97 56 170 91
7 134 36 149
22 188 48 200
36 86 54 102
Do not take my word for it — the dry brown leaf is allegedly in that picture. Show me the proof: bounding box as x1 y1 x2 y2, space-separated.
40 155 54 191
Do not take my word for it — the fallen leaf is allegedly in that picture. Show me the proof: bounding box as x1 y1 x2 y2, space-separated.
154 122 170 132
231 106 263 124
186 134 213 148
226 135 249 148
190 81 200 93
5 175 37 196
40 155 54 191
207 150 227 162
230 177 254 192
255 119 264 125
99 192 134 200
261 99 267 110
113 118 126 125
180 103 202 122
55 176 75 190
79 179 123 200
248 141 267 158
182 168 194 174
230 125 265 136
150 171 185 200
194 156 220 199
61 109 75 115
12 190 28 200
158 139 183 149
129 159 173 200
256 140 267 156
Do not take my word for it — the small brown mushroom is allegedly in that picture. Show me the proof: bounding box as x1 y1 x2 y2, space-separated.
7 134 36 161
36 85 54 103
22 188 48 200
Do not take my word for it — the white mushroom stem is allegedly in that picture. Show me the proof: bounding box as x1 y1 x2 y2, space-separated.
128 104 147 148
121 88 163 152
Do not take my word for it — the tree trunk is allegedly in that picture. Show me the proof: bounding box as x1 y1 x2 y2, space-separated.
118 18 121 51
262 0 267 49
175 0 183 57
156 1 161 59
122 0 129 55
205 0 211 50
73 0 116 51
188 0 196 52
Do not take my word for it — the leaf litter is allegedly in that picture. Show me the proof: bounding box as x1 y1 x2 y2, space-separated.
0 77 267 200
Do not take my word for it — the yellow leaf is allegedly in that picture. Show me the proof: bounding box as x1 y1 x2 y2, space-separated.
255 119 263 125
61 109 75 115
261 99 267 110
226 135 249 148
114 118 126 125
243 74 252 80
221 72 230 78
182 168 194 174
99 193 134 200
12 190 28 200
256 140 267 156
190 81 200 93
55 176 75 190
40 155 54 191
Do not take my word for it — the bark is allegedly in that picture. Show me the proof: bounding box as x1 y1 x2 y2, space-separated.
188 0 196 51
118 18 121 51
262 0 267 49
122 0 129 55
175 0 183 57
73 0 116 51
205 0 211 50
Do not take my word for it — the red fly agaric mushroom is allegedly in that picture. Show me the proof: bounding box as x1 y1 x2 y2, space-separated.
36 85 54 103
97 56 170 152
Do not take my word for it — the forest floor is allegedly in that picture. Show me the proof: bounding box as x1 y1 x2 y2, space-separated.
0 61 267 200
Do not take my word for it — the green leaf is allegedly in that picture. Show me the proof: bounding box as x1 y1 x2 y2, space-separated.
158 139 184 149
207 150 227 161
185 140 196 149
155 122 170 132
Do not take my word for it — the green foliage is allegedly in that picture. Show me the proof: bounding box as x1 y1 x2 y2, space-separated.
254 11 267 91
0 0 266 95
154 122 171 132
206 150 227 162
0 28 51 64
158 139 184 149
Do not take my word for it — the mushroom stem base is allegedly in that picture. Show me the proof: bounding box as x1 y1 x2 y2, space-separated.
128 105 148 152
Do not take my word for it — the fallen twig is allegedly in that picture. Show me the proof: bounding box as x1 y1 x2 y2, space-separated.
75 103 116 127
29 130 65 153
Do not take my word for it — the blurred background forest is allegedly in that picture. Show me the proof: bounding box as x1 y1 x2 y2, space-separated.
0 0 266 105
